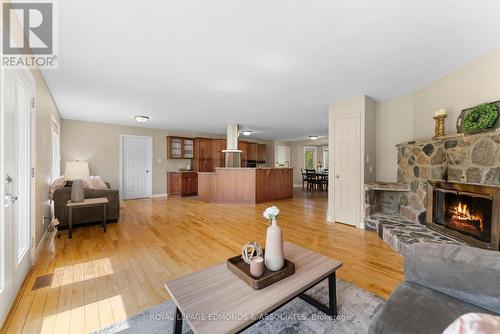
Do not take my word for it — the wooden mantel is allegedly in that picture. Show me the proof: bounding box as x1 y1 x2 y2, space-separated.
198 167 293 204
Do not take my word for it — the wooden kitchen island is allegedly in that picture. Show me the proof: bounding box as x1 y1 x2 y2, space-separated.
198 167 293 204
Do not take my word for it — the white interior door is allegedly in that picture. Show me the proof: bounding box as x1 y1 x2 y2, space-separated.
121 135 152 199
333 112 360 226
1 68 35 325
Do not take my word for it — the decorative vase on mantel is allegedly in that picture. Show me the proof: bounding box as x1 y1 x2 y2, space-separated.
264 219 284 271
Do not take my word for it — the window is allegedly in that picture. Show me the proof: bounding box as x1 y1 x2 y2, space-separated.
51 122 60 180
276 145 290 166
323 146 329 169
304 146 316 170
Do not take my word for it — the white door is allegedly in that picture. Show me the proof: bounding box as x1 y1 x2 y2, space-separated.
1 68 35 325
121 135 152 199
333 112 360 226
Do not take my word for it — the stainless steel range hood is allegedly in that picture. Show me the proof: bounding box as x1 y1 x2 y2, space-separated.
222 124 242 167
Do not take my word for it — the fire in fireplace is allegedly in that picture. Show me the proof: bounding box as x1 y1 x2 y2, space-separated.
427 181 500 250
448 202 484 236
445 196 490 241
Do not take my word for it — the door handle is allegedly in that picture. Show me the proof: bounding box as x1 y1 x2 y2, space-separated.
335 175 340 178
146 170 150 173
5 174 13 184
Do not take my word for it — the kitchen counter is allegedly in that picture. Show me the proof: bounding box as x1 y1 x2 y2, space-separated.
198 167 293 204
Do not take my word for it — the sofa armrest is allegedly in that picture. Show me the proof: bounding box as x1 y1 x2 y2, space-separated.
405 243 500 313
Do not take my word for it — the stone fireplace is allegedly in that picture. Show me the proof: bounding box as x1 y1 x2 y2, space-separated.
426 181 500 250
396 130 500 225
364 129 500 255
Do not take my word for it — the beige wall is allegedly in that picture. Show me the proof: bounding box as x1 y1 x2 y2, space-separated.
33 71 61 246
413 47 500 140
61 120 273 195
62 120 212 195
376 46 500 182
375 94 413 182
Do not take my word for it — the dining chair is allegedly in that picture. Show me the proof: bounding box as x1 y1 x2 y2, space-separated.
319 174 328 192
301 169 308 191
305 169 318 191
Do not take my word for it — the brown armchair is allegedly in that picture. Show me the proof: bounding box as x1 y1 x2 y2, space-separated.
53 181 120 228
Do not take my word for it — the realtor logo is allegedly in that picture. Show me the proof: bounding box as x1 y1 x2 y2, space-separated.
2 0 58 68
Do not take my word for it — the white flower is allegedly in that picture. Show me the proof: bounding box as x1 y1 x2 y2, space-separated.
263 206 280 220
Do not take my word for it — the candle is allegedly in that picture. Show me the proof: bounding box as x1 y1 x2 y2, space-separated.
434 109 447 117
250 256 264 277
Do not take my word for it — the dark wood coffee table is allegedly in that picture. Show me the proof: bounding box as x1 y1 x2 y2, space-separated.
165 242 343 334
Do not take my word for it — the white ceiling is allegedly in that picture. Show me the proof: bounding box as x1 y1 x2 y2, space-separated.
43 0 500 141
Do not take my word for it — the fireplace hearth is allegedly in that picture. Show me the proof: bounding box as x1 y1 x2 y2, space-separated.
427 181 500 250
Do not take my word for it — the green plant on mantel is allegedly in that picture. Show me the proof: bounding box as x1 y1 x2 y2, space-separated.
462 102 499 133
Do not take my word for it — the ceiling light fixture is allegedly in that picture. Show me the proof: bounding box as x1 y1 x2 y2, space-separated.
242 130 253 136
309 136 319 140
134 115 149 123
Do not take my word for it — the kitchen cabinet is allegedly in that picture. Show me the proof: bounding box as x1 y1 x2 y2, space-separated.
247 143 258 161
167 136 194 159
238 141 259 163
195 159 214 172
238 141 248 161
193 138 215 172
213 139 226 168
167 172 198 196
257 144 267 162
194 138 213 160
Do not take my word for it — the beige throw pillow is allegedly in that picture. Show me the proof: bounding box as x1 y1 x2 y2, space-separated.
86 176 108 190
443 313 500 334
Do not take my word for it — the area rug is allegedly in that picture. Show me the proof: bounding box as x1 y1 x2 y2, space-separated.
94 278 384 334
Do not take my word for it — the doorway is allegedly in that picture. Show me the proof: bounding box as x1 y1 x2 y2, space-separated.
1 68 36 325
120 135 153 199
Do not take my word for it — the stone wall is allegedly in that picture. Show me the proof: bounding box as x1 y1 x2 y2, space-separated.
396 130 500 224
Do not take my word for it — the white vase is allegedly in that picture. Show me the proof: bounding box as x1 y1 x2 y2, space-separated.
264 219 284 271
71 179 85 203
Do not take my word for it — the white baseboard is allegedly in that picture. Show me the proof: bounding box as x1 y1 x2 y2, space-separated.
327 215 334 223
152 193 168 198
293 184 302 188
33 227 53 262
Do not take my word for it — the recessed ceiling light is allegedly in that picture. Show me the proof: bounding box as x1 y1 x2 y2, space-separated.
242 130 253 136
134 115 149 123
309 136 319 140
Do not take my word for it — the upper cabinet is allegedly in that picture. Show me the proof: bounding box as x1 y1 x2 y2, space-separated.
238 141 248 161
238 141 259 161
213 139 226 161
247 143 258 161
194 138 214 160
167 136 194 159
166 137 266 169
257 144 267 162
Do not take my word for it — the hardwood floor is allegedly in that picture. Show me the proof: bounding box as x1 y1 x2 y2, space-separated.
1 190 403 334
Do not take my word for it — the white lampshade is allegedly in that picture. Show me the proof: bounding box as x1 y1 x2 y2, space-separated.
65 161 90 180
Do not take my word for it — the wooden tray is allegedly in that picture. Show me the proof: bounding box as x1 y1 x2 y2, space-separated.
227 255 295 290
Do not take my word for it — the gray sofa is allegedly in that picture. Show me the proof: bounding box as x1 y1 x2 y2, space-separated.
53 181 120 228
369 243 500 334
